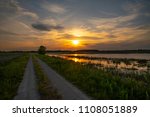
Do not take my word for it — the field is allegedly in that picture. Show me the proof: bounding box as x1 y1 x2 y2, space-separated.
0 52 150 100
0 53 29 99
38 54 150 99
0 53 23 64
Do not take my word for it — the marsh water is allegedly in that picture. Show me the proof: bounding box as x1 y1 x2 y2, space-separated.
53 54 150 59
47 53 150 74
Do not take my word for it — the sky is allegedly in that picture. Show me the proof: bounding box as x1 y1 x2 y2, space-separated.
0 0 150 50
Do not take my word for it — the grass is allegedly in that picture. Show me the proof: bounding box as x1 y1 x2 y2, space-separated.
0 53 23 64
33 56 62 100
37 54 150 100
0 54 29 99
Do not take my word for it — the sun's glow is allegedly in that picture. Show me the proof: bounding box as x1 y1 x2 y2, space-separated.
72 30 82 37
73 32 82 37
70 29 87 37
72 40 79 45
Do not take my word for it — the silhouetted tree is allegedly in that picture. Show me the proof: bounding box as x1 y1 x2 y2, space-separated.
38 46 46 54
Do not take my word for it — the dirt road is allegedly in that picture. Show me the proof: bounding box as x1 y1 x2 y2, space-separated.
14 56 89 100
14 57 40 100
37 58 90 100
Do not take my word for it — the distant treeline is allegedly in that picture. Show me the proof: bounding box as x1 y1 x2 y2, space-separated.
47 49 150 54
0 49 150 54
0 51 37 53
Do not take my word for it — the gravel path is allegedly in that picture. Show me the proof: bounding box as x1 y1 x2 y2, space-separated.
37 58 90 100
14 57 40 100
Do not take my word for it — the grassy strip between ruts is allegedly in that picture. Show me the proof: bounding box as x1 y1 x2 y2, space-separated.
37 55 150 100
33 56 62 100
0 54 29 99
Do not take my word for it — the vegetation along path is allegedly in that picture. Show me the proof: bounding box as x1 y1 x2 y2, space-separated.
14 57 40 100
36 58 90 100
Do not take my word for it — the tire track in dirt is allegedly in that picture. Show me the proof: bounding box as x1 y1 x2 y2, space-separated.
37 58 90 100
14 57 40 100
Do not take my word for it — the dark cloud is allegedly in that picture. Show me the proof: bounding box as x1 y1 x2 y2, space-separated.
32 23 51 31
32 23 64 31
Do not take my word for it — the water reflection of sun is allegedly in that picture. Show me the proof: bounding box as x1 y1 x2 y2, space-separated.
74 58 79 62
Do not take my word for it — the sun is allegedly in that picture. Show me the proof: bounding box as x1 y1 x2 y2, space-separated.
72 40 79 45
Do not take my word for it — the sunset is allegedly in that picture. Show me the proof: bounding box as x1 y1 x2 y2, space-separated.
0 0 150 104
0 0 150 50
72 40 79 45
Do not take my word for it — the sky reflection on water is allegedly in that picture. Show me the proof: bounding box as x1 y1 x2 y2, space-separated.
48 54 150 73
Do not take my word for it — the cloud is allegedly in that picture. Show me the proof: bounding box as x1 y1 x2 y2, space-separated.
0 0 21 19
41 18 57 26
89 14 138 29
88 38 150 50
0 0 39 45
0 0 23 11
0 0 149 50
0 17 40 45
42 3 66 14
0 29 18 36
86 13 140 41
32 23 64 31
0 0 39 21
21 11 39 20
123 2 144 14
135 24 150 30
144 13 150 17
